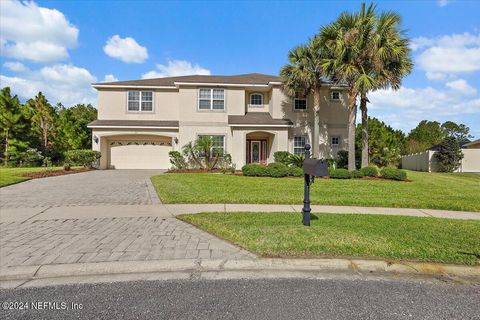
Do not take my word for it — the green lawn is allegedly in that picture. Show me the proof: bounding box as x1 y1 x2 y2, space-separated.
0 167 64 187
179 212 480 265
152 171 480 212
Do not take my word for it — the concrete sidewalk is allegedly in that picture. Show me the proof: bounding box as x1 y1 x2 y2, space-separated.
1 204 480 223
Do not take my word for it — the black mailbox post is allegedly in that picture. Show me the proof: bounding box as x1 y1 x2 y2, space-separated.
302 144 328 226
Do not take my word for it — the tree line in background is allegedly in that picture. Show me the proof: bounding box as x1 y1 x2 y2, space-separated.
0 87 97 167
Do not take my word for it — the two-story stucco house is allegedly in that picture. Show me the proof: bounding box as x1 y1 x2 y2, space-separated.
88 73 349 169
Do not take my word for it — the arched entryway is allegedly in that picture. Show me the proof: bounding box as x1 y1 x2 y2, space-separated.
245 131 274 164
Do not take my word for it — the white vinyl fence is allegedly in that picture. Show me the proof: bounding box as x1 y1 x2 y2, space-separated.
401 149 480 173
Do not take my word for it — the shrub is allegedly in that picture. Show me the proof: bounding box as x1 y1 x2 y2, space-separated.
336 150 348 169
65 150 101 168
169 151 188 169
242 164 267 177
273 151 291 165
351 169 364 178
23 148 44 167
286 154 304 168
434 137 464 172
287 166 303 177
63 163 71 171
265 162 289 177
329 168 352 179
360 165 379 177
381 167 407 181
42 156 52 167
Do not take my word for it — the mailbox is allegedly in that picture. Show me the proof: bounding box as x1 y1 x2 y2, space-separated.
303 159 328 177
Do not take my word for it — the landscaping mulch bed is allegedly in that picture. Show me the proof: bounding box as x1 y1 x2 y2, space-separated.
21 168 92 179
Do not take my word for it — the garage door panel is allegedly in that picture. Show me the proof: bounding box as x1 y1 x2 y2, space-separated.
109 139 171 169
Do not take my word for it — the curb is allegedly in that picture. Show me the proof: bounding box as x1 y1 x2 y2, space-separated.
1 258 479 287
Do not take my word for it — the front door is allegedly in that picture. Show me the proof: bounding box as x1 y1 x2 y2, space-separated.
247 140 267 164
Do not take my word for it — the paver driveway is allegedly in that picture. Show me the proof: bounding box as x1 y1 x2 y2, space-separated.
0 170 163 208
0 217 252 268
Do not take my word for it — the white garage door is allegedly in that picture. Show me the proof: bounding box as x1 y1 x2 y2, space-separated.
108 139 172 169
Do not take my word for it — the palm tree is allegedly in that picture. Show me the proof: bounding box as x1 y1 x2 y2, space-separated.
359 8 412 167
319 4 377 171
280 36 327 158
0 87 25 165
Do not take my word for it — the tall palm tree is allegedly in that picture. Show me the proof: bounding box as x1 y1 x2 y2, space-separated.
359 9 412 167
319 4 377 170
0 87 25 165
280 36 327 158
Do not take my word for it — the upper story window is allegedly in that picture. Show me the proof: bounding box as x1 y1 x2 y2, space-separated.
199 88 225 110
250 93 263 106
294 96 307 110
293 136 306 155
128 91 153 112
330 91 340 101
331 135 340 146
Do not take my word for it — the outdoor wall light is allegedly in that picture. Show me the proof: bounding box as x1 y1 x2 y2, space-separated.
174 137 179 144
93 135 99 144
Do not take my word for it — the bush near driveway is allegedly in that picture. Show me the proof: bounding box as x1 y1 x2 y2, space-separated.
151 171 480 212
65 150 101 168
179 212 480 265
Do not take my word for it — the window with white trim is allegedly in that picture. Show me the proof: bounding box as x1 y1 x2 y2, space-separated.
198 135 225 156
331 135 340 146
250 93 263 105
128 91 153 112
293 136 306 155
294 96 307 110
331 91 340 100
198 88 225 110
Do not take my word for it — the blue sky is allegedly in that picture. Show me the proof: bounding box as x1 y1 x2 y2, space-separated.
1 0 479 138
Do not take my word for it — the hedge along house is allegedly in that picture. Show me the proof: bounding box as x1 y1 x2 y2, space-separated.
88 73 349 169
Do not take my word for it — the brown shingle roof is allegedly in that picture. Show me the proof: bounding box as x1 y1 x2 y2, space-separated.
87 120 179 128
228 113 292 126
94 73 282 87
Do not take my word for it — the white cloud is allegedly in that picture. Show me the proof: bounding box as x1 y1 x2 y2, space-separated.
103 35 148 63
2 61 28 72
142 60 211 79
445 79 477 95
369 86 480 132
413 32 480 80
0 64 97 106
0 0 78 62
437 0 449 7
103 74 118 82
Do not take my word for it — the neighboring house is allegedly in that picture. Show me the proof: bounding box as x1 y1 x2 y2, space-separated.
401 139 480 173
88 73 349 169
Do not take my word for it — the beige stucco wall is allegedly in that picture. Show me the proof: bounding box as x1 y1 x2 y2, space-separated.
270 86 349 158
97 88 180 120
94 83 350 168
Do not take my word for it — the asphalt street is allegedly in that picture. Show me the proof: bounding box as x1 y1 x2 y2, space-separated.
0 278 479 320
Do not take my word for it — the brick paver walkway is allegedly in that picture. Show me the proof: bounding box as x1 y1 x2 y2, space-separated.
0 217 252 268
0 170 163 208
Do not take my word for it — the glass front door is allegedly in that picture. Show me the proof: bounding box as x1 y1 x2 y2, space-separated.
251 141 260 163
247 140 267 164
